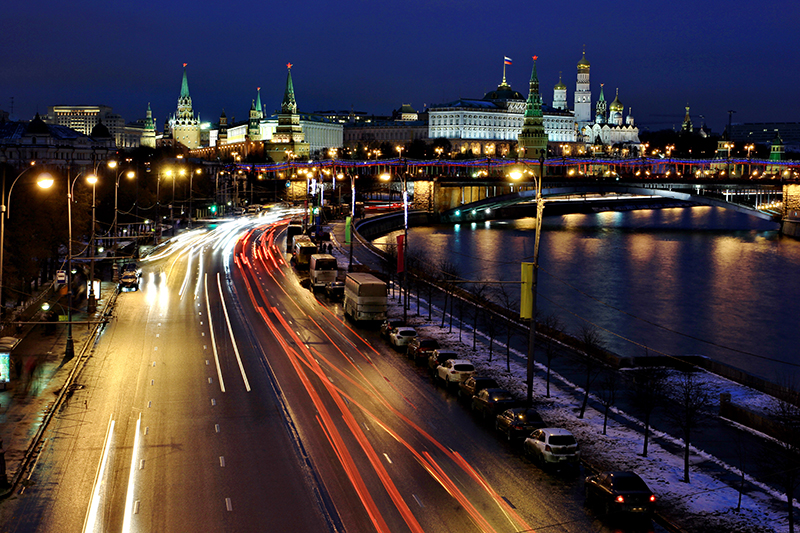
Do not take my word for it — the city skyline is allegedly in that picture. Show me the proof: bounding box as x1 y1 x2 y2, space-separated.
1 0 796 135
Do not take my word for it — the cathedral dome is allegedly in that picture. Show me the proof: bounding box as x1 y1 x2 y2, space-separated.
483 82 524 102
27 113 50 135
577 52 590 70
554 79 567 90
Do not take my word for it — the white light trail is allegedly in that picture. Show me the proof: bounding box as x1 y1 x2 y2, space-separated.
204 273 226 393
82 416 115 533
216 273 251 392
121 414 142 533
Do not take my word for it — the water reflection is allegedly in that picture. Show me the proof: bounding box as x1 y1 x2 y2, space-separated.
376 207 798 382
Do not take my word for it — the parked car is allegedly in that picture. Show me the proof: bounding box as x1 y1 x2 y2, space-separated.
585 471 656 516
458 376 499 402
427 350 458 376
325 281 344 301
436 359 475 388
471 388 516 419
388 327 417 349
524 428 581 468
495 408 546 441
380 319 406 338
406 337 440 363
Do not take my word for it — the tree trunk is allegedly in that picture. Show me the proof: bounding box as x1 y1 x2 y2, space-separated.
683 429 691 483
643 411 650 457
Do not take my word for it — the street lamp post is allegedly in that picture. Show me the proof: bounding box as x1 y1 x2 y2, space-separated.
109 161 136 240
348 173 356 272
190 168 201 228
380 168 409 322
0 164 43 316
87 174 98 313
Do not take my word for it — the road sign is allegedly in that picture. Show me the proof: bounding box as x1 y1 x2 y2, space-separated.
56 270 67 283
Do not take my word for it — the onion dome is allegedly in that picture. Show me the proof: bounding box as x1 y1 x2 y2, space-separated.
577 51 590 70
554 73 567 90
609 89 623 112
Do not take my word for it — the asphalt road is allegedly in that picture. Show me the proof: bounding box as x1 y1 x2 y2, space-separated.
1 212 664 533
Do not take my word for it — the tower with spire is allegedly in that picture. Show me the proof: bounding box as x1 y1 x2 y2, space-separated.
169 63 201 149
574 48 592 126
141 102 156 148
517 56 548 161
595 84 607 124
553 72 567 111
218 109 228 146
681 105 693 134
266 63 309 161
248 99 261 141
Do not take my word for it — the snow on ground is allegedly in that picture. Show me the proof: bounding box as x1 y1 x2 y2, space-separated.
377 292 789 532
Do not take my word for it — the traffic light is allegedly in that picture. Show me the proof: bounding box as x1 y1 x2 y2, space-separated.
210 204 218 214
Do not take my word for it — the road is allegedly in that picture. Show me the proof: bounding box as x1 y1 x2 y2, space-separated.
1 211 661 532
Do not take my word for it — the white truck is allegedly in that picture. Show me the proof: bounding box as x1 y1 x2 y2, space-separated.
343 272 387 322
309 254 338 291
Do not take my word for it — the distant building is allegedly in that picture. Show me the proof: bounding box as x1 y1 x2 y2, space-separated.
729 122 800 152
343 106 428 150
45 104 125 146
0 113 115 169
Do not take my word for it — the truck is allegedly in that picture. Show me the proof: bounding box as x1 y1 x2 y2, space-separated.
286 222 304 252
343 272 387 322
292 236 318 270
309 254 338 291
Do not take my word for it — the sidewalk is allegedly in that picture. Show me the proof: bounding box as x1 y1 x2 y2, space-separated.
325 217 790 532
0 281 115 496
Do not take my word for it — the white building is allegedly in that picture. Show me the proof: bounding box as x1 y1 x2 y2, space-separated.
46 104 126 146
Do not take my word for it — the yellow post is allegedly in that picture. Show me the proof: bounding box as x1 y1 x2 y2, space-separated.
521 262 533 319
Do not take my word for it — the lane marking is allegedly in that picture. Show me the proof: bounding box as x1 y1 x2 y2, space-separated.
225 498 233 511
383 453 393 464
133 500 140 514
211 399 216 406
413 494 424 507
204 273 226 393
208 377 213 384
122 414 143 533
216 273 251 392
139 459 145 470
82 417 115 533
215 424 220 433
219 456 226 467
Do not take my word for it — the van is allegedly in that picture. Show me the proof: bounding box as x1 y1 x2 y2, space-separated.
293 236 317 270
309 254 338 291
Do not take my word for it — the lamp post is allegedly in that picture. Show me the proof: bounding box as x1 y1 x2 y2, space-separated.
87 174 98 313
190 168 201 228
348 173 356 272
511 153 546 406
380 167 409 322
1 163 44 315
109 161 136 240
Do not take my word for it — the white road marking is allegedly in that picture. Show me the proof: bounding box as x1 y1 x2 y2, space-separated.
150 380 154 386
133 500 140 514
413 494 424 507
208 377 213 384
147 401 151 408
216 273 251 392
215 424 220 433
219 456 226 467
139 459 145 470
383 453 392 464
82 417 115 533
211 399 216 406
225 498 233 511
204 273 226 393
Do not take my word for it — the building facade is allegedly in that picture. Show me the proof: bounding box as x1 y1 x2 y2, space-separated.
46 105 125 147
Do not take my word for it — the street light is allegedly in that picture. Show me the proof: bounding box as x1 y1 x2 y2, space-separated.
380 168 409 322
0 163 46 315
108 160 136 240
189 168 201 228
87 174 98 313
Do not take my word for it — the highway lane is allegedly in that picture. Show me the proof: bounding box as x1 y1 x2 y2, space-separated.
229 219 652 533
0 221 333 533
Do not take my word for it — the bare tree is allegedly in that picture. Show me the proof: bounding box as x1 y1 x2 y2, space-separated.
598 372 620 435
494 283 519 372
760 383 800 533
666 368 712 483
438 260 459 329
543 313 564 398
577 324 606 419
628 362 668 457
469 282 489 351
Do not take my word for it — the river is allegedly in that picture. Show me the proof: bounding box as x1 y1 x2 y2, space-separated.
374 206 800 384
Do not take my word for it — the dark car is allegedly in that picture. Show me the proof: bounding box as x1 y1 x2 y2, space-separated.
471 388 517 420
325 281 344 301
406 337 440 363
495 407 546 441
427 350 458 376
380 319 406 339
585 471 656 517
458 376 499 402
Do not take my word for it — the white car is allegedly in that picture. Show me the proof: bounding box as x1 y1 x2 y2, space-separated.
524 428 580 468
388 327 417 349
436 359 475 387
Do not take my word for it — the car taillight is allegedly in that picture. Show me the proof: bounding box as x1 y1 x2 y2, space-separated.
545 445 551 452
649 495 656 502
450 370 457 374
616 495 625 503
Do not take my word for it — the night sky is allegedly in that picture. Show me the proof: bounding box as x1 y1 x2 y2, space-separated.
2 0 797 135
